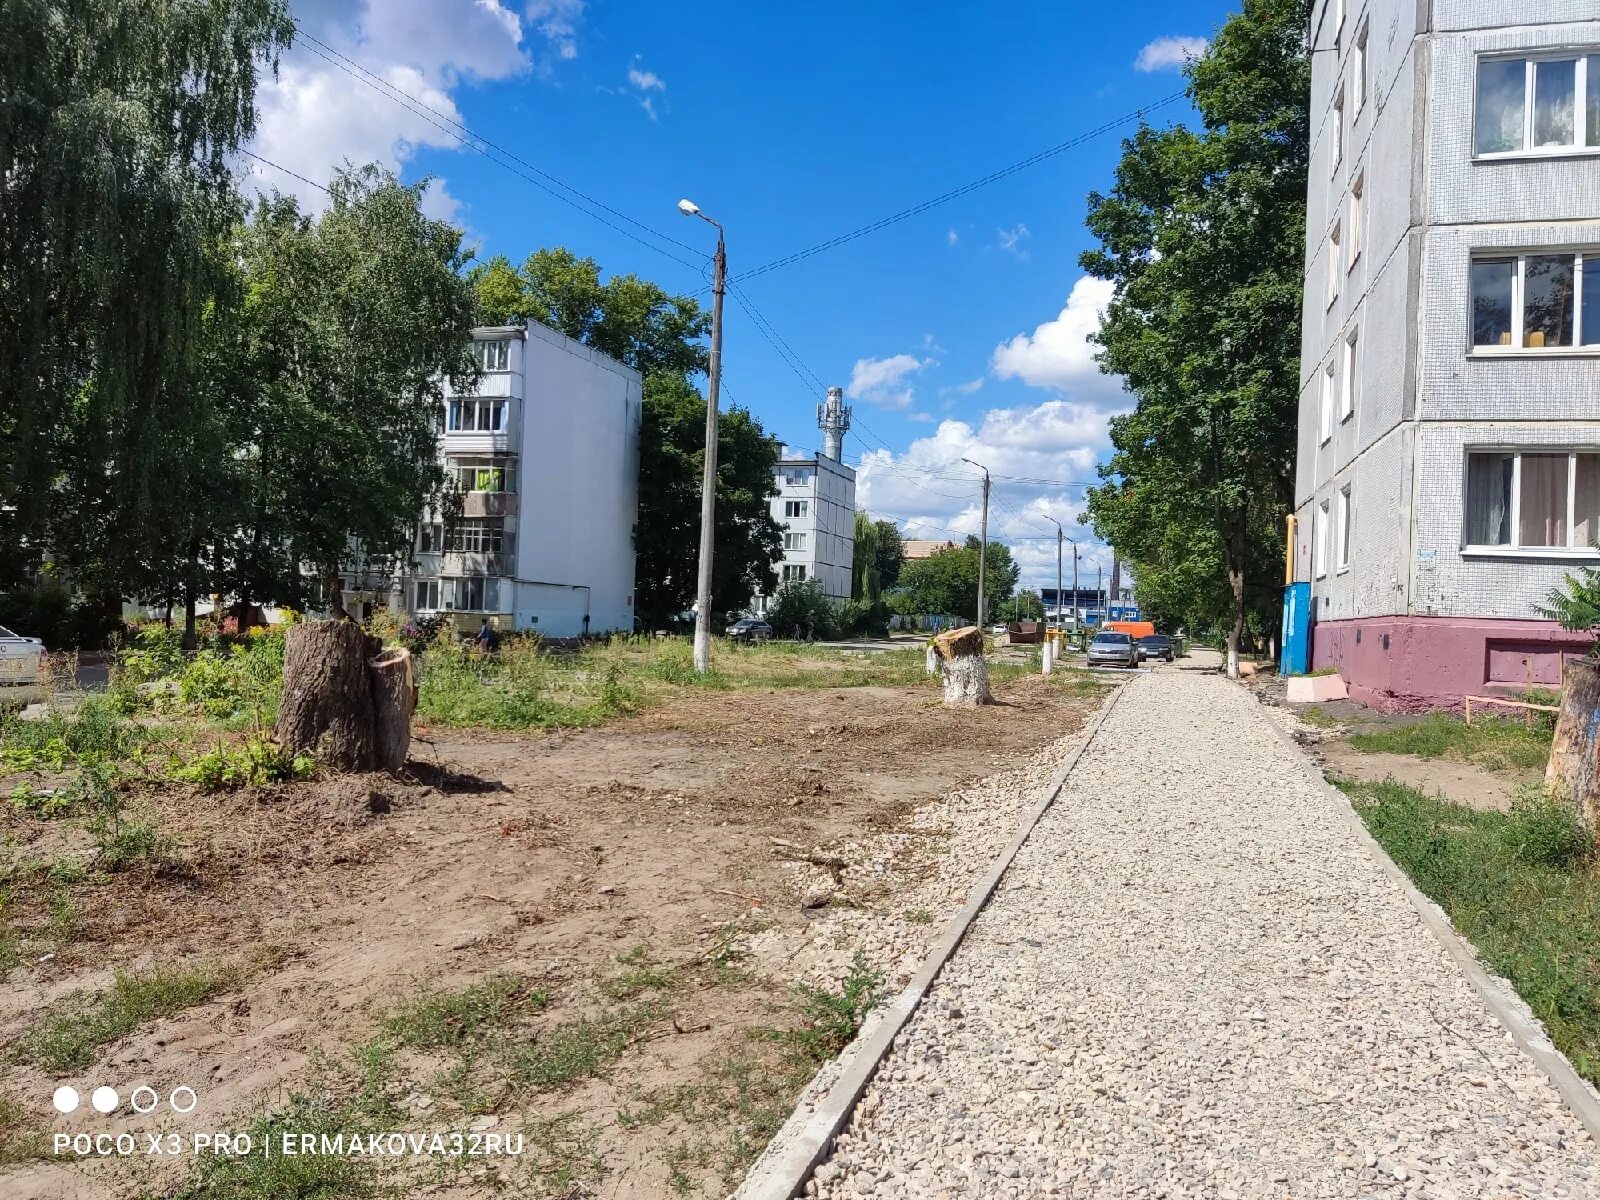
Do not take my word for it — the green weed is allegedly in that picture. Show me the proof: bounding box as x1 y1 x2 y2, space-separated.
376 975 545 1049
165 1092 382 1200
21 962 232 1071
0 1093 47 1166
173 737 313 791
787 953 885 1063
1349 712 1551 772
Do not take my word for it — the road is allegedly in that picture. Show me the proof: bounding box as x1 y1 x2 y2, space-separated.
810 662 1598 1199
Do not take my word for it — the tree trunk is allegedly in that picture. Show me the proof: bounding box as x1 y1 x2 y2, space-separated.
1225 516 1247 680
277 620 382 771
1545 658 1600 834
933 625 993 707
368 647 415 774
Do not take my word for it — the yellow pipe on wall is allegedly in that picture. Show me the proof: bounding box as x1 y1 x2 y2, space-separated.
1284 513 1297 586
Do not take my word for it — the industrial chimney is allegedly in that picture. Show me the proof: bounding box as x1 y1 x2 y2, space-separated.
817 386 851 460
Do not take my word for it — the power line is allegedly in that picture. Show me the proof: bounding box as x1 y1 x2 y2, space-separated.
241 148 330 194
721 93 1185 288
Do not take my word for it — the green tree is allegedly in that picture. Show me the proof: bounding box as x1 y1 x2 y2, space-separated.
1013 589 1046 622
635 374 783 628
767 579 840 641
215 167 480 624
873 520 905 593
852 511 882 603
892 540 1019 625
1080 0 1309 676
0 0 293 587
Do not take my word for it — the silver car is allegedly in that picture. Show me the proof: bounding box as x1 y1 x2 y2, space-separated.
0 625 44 700
1086 630 1138 669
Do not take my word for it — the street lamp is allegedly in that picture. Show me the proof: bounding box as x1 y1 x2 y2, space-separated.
678 198 726 673
1044 517 1074 632
959 457 990 628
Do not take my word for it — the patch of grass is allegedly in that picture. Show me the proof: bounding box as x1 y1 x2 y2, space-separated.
503 1001 666 1089
786 953 886 1064
164 1091 384 1200
173 736 314 791
904 908 935 926
1348 711 1551 772
600 947 683 1000
1297 704 1342 728
0 1093 48 1166
376 975 545 1049
20 962 232 1071
523 1113 605 1196
94 817 175 872
1343 777 1600 1082
0 694 146 771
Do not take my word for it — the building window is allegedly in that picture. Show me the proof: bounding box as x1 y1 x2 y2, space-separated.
1314 498 1330 579
445 518 504 555
449 458 516 493
1331 85 1345 173
445 576 498 612
473 339 511 371
1336 486 1352 571
1475 55 1598 156
1347 173 1364 271
1333 0 1345 49
783 468 811 486
1326 221 1341 307
781 564 808 583
446 399 506 432
1353 22 1369 111
784 500 809 518
784 531 807 551
1319 360 1336 444
1341 330 1359 420
415 579 440 611
1471 253 1594 350
1464 450 1600 551
417 522 443 554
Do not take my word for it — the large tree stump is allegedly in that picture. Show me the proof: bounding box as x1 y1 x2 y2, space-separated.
368 647 416 774
933 625 993 707
1546 657 1600 834
277 620 384 772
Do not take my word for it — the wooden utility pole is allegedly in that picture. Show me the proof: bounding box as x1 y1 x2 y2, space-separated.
963 458 990 627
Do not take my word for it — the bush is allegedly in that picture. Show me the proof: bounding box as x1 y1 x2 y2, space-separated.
766 580 841 641
838 599 889 638
174 737 313 792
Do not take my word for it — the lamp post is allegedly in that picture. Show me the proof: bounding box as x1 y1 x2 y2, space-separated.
678 199 725 674
1045 517 1070 632
960 457 990 628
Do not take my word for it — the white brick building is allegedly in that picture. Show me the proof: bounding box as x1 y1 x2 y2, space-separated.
1293 0 1600 709
402 322 641 638
751 451 856 615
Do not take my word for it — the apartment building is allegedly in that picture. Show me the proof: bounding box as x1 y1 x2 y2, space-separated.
403 322 641 637
1293 0 1600 709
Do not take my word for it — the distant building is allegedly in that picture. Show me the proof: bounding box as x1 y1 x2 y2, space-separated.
1292 0 1600 708
401 322 641 637
752 388 856 615
902 539 958 560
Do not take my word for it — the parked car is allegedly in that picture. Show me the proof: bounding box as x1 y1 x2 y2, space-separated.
1138 633 1175 663
1086 630 1139 669
0 625 44 702
727 618 774 644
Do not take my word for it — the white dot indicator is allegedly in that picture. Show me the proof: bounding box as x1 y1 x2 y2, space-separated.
91 1086 119 1114
52 1086 79 1114
130 1086 159 1115
169 1086 197 1114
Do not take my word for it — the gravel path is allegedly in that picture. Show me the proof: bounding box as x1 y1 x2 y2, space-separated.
809 665 1599 1199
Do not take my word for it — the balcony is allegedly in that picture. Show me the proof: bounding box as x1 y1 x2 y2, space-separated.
441 551 514 578
463 492 518 518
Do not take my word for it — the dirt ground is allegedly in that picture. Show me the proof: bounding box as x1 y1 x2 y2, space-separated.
1 671 1102 1199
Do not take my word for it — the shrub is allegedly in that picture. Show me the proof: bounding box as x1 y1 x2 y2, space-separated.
838 599 889 638
1502 791 1592 870
174 737 313 792
766 580 841 641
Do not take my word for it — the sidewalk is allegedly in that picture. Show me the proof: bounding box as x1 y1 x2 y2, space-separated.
811 667 1599 1199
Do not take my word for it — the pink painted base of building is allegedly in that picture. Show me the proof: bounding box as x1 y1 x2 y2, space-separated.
1311 616 1593 713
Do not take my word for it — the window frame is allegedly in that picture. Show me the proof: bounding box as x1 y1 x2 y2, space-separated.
1331 84 1346 177
1468 251 1596 354
1473 53 1598 160
1347 172 1364 273
445 398 507 433
1353 20 1369 112
1326 220 1342 309
1341 328 1359 422
1461 448 1600 557
414 579 440 612
1319 360 1336 445
783 499 809 518
473 339 511 372
1336 485 1352 573
1314 498 1331 580
783 530 807 551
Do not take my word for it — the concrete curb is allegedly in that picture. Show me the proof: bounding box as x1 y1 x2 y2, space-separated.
732 682 1128 1200
1254 696 1600 1145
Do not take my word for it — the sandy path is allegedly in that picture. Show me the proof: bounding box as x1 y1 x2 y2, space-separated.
812 665 1598 1199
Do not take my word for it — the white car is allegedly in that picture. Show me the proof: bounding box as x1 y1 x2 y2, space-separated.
0 625 44 697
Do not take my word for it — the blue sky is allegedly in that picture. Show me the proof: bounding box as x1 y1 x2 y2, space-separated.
248 0 1239 593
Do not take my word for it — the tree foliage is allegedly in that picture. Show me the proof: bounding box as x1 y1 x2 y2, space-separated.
1080 0 1310 670
1540 568 1600 654
767 579 840 640
0 0 293 588
890 539 1019 624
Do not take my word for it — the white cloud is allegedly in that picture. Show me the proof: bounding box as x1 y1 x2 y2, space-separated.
846 353 932 410
942 377 985 397
907 412 934 423
627 66 665 91
246 0 584 214
946 228 959 247
1135 35 1208 72
853 398 1124 590
990 276 1124 404
997 223 1031 259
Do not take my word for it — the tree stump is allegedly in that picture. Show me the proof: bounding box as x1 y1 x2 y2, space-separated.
1545 657 1600 834
933 625 993 707
277 620 385 772
368 647 416 774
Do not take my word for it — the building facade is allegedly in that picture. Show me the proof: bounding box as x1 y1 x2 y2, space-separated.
404 322 641 638
1293 0 1600 709
752 451 857 614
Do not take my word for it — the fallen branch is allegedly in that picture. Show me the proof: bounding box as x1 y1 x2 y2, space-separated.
705 885 763 905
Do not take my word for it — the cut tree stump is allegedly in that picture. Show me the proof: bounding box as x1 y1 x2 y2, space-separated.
277 620 390 772
933 625 993 707
1545 657 1600 835
368 647 416 774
